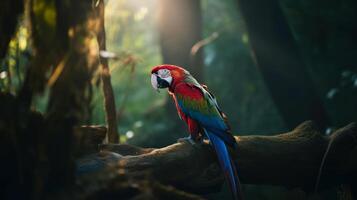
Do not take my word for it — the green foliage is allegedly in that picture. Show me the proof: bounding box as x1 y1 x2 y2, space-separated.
0 22 30 94
31 0 57 52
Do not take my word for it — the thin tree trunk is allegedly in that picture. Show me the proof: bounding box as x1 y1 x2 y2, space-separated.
96 0 119 144
237 0 330 131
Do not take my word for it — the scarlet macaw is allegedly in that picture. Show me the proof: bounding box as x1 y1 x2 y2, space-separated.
150 64 242 200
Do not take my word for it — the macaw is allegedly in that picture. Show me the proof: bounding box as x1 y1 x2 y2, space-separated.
150 64 243 200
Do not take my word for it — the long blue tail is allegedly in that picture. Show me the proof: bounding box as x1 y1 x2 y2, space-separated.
204 129 242 200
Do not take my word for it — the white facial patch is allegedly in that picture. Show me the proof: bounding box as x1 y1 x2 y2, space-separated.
151 74 158 90
158 69 170 78
157 69 173 86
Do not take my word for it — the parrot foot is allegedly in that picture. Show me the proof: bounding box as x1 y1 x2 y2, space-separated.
177 136 196 145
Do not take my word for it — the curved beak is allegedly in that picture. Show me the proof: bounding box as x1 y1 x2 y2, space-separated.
151 73 159 92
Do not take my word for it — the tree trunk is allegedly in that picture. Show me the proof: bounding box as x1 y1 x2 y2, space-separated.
0 1 100 198
45 0 100 192
237 0 330 131
96 0 119 144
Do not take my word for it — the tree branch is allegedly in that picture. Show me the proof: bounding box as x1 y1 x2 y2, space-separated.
96 0 119 143
77 121 357 195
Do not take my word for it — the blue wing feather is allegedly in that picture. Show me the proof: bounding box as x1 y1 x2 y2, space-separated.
204 129 240 200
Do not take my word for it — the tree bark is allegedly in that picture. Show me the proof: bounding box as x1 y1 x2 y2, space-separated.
237 0 330 131
96 0 119 144
78 121 357 195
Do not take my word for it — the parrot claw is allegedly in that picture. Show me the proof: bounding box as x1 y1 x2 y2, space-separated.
177 136 196 145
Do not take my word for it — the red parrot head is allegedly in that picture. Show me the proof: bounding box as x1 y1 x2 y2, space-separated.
150 64 185 91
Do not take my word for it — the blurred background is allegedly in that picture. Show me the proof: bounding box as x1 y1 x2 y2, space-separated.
1 0 356 199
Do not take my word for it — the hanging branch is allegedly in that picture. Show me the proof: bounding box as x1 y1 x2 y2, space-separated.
96 0 119 143
190 32 219 56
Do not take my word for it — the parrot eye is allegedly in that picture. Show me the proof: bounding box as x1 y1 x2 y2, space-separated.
158 69 171 79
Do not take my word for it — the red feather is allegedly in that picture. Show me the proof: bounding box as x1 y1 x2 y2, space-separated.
170 90 201 139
